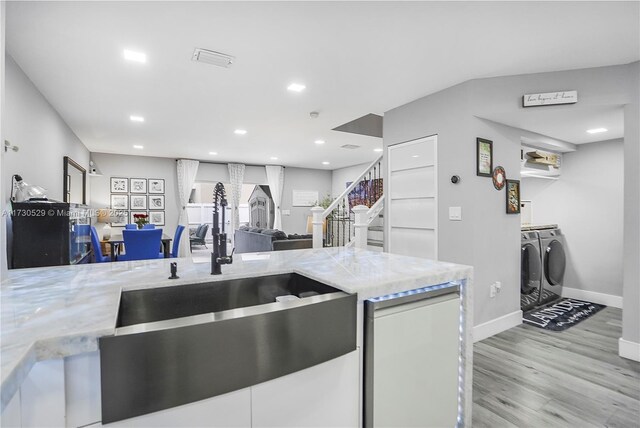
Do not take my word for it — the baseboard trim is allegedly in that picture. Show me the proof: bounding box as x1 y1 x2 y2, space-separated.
473 310 522 343
619 338 640 362
562 287 622 308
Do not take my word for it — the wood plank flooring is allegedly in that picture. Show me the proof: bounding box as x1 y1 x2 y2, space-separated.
473 307 640 427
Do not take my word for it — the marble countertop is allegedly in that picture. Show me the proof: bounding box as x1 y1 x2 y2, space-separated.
1 247 472 411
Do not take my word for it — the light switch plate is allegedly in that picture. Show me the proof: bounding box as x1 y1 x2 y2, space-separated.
449 206 462 221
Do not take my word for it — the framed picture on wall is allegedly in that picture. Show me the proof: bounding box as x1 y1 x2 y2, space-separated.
130 195 147 210
148 195 165 210
149 211 165 226
110 211 128 227
130 178 147 194
130 211 148 224
506 179 521 214
110 177 128 193
148 179 165 194
110 194 129 210
476 138 493 177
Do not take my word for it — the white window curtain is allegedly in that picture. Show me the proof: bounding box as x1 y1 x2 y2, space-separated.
265 165 284 230
177 159 199 257
227 163 245 244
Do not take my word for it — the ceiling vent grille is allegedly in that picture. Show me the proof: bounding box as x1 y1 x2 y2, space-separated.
341 144 361 150
192 48 234 68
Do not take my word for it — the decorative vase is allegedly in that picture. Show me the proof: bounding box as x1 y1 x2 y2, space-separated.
137 223 144 229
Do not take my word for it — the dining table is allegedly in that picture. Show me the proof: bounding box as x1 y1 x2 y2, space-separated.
106 233 173 262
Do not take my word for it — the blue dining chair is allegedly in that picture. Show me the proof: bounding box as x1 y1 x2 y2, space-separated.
125 224 137 230
159 225 185 258
90 226 110 263
142 224 156 229
118 229 163 261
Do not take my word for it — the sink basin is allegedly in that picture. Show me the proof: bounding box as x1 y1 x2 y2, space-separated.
99 273 356 423
116 272 342 327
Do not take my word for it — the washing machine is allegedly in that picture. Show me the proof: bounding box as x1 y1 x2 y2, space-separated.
538 228 566 306
521 231 542 311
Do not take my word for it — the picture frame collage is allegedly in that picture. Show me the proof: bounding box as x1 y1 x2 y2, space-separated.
476 138 520 214
110 177 166 226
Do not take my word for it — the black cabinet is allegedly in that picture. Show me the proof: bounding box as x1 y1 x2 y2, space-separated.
8 201 92 269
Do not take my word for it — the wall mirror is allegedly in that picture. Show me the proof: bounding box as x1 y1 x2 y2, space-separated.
63 156 87 205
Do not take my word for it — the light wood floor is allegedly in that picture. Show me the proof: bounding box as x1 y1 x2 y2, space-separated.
473 307 640 427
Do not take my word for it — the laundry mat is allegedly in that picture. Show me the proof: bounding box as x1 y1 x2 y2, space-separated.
523 298 605 331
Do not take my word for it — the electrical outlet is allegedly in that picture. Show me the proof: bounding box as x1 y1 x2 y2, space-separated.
489 284 497 298
495 281 502 293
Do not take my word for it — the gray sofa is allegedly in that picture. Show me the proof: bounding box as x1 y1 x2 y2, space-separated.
234 227 313 254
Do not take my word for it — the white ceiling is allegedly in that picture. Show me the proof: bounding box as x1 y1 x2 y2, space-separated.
6 1 639 170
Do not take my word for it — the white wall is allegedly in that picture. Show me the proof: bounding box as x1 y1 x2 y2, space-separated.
384 62 639 333
196 163 331 234
3 55 90 203
89 153 179 235
522 140 624 297
1 2 7 277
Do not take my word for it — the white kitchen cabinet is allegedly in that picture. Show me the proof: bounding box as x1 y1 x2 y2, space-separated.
366 292 460 427
20 359 66 428
1 386 21 428
251 351 360 428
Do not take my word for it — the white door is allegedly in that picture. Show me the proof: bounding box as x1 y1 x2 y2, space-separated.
387 135 438 259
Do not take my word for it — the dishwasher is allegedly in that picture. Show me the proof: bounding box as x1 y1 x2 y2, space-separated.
364 281 462 428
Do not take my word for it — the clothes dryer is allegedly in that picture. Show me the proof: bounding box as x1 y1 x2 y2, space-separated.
520 231 542 311
538 228 566 306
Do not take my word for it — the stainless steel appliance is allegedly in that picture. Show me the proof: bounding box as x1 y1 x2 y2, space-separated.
538 228 566 306
521 231 542 311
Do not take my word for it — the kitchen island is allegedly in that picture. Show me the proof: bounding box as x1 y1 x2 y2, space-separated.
1 247 473 427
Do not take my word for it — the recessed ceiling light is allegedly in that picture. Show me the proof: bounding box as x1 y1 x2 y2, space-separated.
314 140 325 145
270 156 278 160
130 115 145 122
587 128 607 134
124 49 146 63
209 151 218 155
322 161 330 165
234 129 247 135
133 145 144 150
287 83 306 92
412 155 420 158
374 148 383 152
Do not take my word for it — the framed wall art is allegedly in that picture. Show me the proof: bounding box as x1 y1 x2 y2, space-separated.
130 211 148 224
130 178 147 194
110 194 129 210
130 195 148 210
149 211 165 226
476 138 493 177
506 179 521 214
148 179 165 194
110 211 128 227
110 177 128 193
492 166 506 190
148 195 165 210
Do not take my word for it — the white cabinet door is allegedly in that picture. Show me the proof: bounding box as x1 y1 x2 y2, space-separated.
387 135 438 259
251 351 360 428
372 295 460 427
20 359 66 428
102 388 251 428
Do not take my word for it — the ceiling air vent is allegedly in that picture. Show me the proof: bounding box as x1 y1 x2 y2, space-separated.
341 144 361 150
192 48 234 68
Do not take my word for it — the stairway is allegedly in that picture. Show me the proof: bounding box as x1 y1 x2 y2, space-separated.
367 215 384 252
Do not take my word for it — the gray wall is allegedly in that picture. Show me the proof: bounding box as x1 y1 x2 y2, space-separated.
522 140 624 297
384 62 639 333
3 55 90 204
622 61 639 345
90 153 179 235
1 2 6 276
196 163 331 234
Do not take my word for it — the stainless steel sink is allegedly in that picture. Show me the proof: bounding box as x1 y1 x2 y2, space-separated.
99 273 356 424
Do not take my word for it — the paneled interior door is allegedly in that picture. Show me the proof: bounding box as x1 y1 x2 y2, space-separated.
387 135 438 259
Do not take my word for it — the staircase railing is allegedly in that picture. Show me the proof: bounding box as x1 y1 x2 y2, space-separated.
312 155 383 249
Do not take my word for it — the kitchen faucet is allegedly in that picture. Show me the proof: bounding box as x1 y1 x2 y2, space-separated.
211 182 234 275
